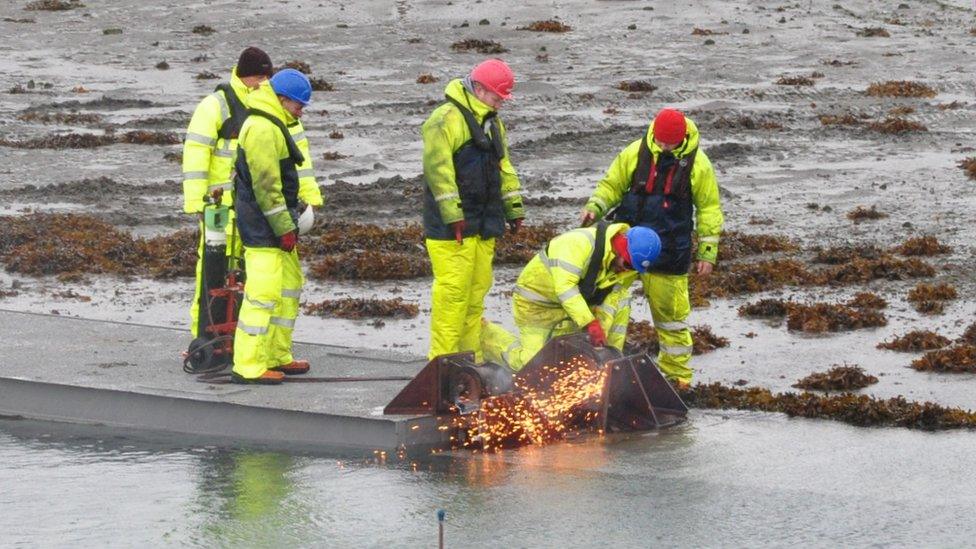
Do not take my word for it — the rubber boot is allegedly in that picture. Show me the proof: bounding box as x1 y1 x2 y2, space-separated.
274 359 310 376
231 370 285 385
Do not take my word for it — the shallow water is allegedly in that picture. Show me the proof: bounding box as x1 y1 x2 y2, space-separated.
3 412 975 547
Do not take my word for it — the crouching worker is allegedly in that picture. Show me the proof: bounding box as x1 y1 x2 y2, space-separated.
482 223 661 372
231 68 314 385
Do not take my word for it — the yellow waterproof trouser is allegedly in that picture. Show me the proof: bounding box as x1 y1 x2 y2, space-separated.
426 236 495 362
482 286 633 371
232 246 303 379
639 272 693 383
189 215 243 338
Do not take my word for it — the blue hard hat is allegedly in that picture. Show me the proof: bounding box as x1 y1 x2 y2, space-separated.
270 68 312 106
626 227 662 274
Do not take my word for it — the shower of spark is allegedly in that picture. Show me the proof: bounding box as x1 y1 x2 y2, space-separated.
456 356 607 452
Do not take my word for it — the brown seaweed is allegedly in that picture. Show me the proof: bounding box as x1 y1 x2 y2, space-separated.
303 297 419 319
878 330 951 352
792 365 878 391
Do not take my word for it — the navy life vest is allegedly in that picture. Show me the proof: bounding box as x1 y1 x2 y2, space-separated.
214 83 249 140
233 109 305 248
612 138 697 275
423 95 507 240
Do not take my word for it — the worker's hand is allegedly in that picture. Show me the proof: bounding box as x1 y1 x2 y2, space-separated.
508 218 523 234
586 319 607 347
579 208 596 227
279 231 298 252
695 260 714 276
450 220 467 244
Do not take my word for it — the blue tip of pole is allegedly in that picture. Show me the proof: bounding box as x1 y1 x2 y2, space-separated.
437 509 446 522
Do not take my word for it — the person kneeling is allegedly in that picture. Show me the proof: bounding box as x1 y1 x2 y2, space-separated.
482 223 661 371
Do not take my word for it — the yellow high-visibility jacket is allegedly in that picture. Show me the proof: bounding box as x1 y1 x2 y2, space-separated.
421 78 524 228
182 67 251 213
583 117 724 264
182 68 322 213
514 223 637 329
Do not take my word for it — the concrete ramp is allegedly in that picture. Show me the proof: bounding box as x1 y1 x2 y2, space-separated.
0 310 449 454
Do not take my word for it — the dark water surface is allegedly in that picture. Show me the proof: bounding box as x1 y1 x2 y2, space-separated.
2 412 974 548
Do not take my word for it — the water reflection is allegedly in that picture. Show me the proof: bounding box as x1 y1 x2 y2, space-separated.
192 450 306 547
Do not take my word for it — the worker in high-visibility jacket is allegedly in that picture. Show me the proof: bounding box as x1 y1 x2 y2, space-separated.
231 69 317 384
182 47 273 338
482 224 662 371
579 108 724 388
421 59 525 362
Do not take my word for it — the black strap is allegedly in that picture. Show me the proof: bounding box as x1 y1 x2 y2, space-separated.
215 83 249 140
445 95 504 159
579 222 609 305
247 108 305 165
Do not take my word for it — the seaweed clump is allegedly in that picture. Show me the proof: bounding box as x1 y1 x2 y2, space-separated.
907 282 957 315
17 111 103 125
0 213 196 280
865 81 937 98
856 27 890 37
416 73 438 84
25 0 83 10
451 39 508 54
847 205 887 221
792 365 878 391
625 321 728 356
811 243 883 264
518 20 571 32
867 117 927 134
303 297 419 319
878 330 951 352
959 323 976 346
786 302 887 333
847 291 887 310
0 130 179 149
716 231 797 261
692 259 819 300
818 113 863 126
892 236 951 257
309 251 430 281
823 255 934 284
616 80 657 93
681 383 976 431
775 75 815 86
911 345 976 373
958 157 976 181
738 298 790 319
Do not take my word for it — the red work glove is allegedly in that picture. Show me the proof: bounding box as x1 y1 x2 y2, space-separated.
450 220 466 244
508 218 523 234
279 231 298 252
586 319 607 347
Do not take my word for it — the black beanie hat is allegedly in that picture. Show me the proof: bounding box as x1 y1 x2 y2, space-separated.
237 47 273 78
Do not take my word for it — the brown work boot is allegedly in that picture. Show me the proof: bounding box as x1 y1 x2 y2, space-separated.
231 370 285 385
273 359 310 376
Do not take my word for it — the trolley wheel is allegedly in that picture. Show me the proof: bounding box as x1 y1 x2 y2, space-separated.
185 337 215 373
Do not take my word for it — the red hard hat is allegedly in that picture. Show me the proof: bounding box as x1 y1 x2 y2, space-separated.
652 108 687 146
470 58 515 99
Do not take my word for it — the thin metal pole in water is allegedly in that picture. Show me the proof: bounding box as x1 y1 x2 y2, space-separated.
437 509 446 549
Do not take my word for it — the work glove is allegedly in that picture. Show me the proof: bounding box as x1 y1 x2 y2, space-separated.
279 231 298 252
450 220 466 244
586 319 607 347
508 218 523 234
